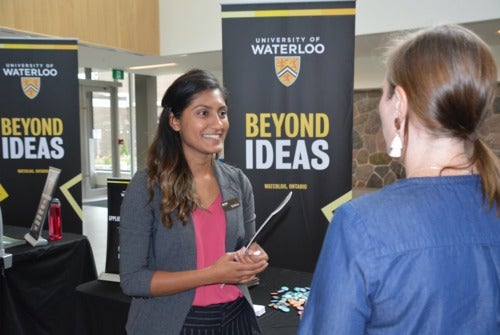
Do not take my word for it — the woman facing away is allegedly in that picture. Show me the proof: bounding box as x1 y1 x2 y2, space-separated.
298 24 500 335
119 69 268 335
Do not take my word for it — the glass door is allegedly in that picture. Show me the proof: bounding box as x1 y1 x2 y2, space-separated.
79 80 122 200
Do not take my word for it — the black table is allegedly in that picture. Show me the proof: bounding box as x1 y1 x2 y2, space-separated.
76 266 312 335
75 280 130 335
250 267 312 334
1 225 97 335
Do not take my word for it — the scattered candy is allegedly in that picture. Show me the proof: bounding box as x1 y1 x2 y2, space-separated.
267 285 310 316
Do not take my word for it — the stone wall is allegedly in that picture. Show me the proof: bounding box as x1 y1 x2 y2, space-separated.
352 85 500 189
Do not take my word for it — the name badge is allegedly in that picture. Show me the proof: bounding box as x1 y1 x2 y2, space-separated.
221 198 241 211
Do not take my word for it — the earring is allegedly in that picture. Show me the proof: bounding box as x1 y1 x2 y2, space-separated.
389 134 402 158
389 118 402 158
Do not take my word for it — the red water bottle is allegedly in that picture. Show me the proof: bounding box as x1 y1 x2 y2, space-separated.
48 198 62 240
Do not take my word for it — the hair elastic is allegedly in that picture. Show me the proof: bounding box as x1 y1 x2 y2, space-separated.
467 132 479 142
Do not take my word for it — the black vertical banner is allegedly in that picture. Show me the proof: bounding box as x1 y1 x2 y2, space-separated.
0 38 82 234
222 1 355 272
105 178 130 275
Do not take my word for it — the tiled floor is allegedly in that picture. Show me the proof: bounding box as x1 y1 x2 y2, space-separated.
82 203 108 275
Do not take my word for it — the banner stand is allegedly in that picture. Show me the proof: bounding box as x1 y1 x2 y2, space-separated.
221 1 355 272
0 38 82 234
98 178 130 282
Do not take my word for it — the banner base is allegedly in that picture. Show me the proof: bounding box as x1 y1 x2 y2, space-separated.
24 233 48 247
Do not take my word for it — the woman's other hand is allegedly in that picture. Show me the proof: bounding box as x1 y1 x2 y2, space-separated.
211 247 268 284
234 243 269 265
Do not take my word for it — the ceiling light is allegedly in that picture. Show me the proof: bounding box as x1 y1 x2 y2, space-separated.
128 62 177 70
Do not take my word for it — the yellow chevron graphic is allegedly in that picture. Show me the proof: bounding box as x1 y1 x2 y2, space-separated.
0 183 9 202
321 190 352 222
59 173 83 220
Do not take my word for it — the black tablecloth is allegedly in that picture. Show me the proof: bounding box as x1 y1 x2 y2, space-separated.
76 266 312 335
76 280 130 335
1 225 97 335
250 267 312 335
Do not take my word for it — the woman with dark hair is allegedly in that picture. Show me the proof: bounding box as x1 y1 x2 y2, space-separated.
298 24 500 334
120 69 268 335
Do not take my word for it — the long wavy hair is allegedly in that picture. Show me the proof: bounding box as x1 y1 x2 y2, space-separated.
146 69 228 228
385 24 500 215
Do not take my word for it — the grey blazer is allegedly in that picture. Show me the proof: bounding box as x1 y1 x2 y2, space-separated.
119 160 256 335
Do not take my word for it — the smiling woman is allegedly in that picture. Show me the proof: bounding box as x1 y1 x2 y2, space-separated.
119 69 269 335
169 89 229 160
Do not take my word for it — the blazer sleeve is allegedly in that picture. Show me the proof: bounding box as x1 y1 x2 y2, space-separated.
119 170 156 297
239 169 256 244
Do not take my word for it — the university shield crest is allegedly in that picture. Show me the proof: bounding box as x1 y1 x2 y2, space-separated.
21 77 41 99
275 56 301 87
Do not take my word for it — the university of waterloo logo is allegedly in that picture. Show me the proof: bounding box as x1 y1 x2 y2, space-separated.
21 77 41 99
275 56 301 87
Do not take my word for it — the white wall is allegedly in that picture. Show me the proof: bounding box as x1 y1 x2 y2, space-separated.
160 0 500 55
355 0 500 35
354 0 500 88
159 0 500 89
159 0 223 55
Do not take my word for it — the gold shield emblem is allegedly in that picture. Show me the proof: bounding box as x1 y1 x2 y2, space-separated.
275 56 301 87
21 77 41 99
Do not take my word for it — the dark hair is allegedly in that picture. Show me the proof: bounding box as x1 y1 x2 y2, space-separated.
385 24 500 215
146 69 228 228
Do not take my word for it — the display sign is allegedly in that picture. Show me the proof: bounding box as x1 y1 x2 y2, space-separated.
0 38 82 233
104 178 130 277
222 1 355 271
24 166 61 246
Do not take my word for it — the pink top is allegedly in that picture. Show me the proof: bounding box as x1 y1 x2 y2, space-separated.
192 194 242 306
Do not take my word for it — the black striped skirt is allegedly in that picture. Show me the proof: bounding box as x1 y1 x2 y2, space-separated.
180 297 261 335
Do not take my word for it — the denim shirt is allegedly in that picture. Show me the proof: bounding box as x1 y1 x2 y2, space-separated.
298 175 500 335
